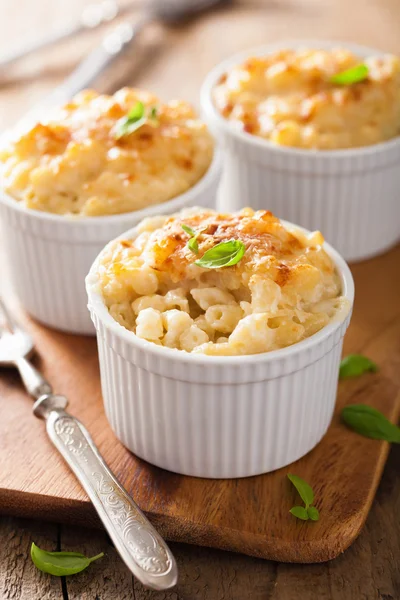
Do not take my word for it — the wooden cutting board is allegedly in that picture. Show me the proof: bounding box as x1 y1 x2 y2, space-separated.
0 245 399 563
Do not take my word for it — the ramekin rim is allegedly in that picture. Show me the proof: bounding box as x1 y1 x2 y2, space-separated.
0 147 221 226
200 39 400 158
86 214 355 366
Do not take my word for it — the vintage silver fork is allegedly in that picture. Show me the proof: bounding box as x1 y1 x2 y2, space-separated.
0 297 178 591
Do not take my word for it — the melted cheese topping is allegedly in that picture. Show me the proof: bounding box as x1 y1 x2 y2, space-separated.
213 48 400 149
97 208 348 356
0 88 214 216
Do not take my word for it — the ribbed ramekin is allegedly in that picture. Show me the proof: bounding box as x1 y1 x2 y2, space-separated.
86 219 354 479
0 151 220 334
201 40 400 262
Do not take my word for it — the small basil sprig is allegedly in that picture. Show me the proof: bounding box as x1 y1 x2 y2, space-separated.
181 224 207 254
339 354 378 379
341 404 400 443
195 239 246 269
31 542 104 577
330 64 369 85
287 474 320 521
115 102 158 139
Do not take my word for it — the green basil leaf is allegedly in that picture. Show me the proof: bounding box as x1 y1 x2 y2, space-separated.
188 237 199 254
127 101 145 121
31 542 104 577
195 240 246 269
330 64 369 85
182 224 208 255
289 506 309 520
149 106 158 120
181 224 196 237
287 473 314 507
307 506 320 521
339 354 378 379
115 117 146 138
115 101 146 138
341 404 400 443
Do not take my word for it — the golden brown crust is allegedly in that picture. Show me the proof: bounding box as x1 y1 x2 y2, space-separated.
213 48 400 149
115 208 333 289
97 208 345 355
157 209 303 276
0 88 214 216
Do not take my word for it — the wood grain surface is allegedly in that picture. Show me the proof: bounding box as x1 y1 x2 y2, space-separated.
0 0 400 597
1 242 399 564
1 444 399 599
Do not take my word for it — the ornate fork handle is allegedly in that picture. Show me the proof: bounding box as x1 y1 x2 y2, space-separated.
33 395 177 591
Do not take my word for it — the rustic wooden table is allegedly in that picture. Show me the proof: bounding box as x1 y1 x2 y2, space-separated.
0 0 399 598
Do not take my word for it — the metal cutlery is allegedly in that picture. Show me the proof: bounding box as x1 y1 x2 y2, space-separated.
0 297 178 591
0 1 131 69
24 0 231 116
1 0 227 71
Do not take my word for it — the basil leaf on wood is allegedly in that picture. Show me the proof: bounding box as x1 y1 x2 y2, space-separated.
31 542 104 577
287 473 314 506
341 404 400 443
339 354 378 379
288 474 320 522
307 506 320 521
289 506 309 520
195 239 246 269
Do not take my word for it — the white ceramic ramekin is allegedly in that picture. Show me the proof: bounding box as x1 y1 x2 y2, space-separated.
201 40 400 262
86 219 354 479
0 151 220 334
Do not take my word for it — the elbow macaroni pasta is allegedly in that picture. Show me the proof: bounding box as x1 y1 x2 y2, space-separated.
213 48 400 149
97 208 348 356
0 88 214 216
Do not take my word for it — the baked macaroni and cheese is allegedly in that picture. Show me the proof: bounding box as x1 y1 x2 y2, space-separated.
0 88 214 216
213 48 400 149
97 208 348 356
